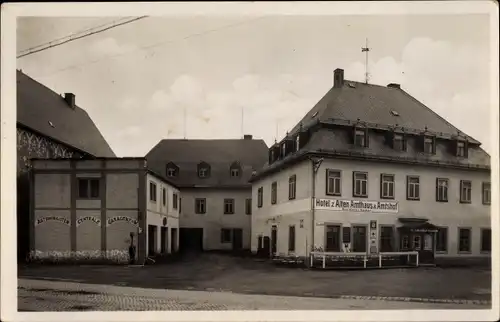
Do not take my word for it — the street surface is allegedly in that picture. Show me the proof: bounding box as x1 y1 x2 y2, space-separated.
18 278 488 311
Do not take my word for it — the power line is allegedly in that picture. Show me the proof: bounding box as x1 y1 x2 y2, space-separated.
34 16 267 79
17 16 148 59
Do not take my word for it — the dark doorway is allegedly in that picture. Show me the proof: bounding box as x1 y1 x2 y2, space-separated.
160 227 168 254
263 236 271 257
232 228 243 251
148 225 157 256
352 226 367 253
271 226 277 256
397 219 438 265
179 228 203 253
171 228 178 253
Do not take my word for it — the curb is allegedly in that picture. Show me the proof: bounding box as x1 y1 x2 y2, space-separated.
338 295 491 306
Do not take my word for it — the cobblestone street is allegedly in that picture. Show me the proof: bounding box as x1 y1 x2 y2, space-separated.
18 278 488 311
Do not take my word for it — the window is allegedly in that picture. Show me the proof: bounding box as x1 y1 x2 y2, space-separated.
354 129 366 147
257 187 263 208
436 227 448 252
326 170 341 196
401 235 409 250
379 226 394 252
393 134 406 151
230 168 239 177
482 182 491 205
245 198 252 215
288 226 296 252
436 178 449 202
296 136 300 151
195 198 206 214
407 176 420 200
458 228 471 252
289 175 296 200
166 167 176 177
221 229 232 243
271 182 277 204
162 188 166 206
179 197 182 213
460 180 472 203
199 168 208 178
77 178 100 199
281 143 286 157
353 172 368 197
380 174 395 199
173 193 178 209
457 141 465 157
481 228 491 252
149 182 157 202
224 199 235 214
325 225 341 252
412 235 422 250
424 136 435 154
352 226 367 252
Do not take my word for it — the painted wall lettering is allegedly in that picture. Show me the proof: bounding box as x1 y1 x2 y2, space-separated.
106 216 139 227
35 216 70 226
315 198 399 213
76 216 101 227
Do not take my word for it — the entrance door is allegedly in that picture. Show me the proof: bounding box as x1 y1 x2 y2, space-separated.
271 226 277 256
262 236 271 258
232 228 243 251
179 228 203 253
160 227 168 254
400 232 435 265
148 225 157 256
171 228 178 253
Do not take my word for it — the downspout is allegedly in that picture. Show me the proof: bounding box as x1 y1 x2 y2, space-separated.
309 156 323 267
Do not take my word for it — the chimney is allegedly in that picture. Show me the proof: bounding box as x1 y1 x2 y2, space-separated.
387 83 401 89
64 93 76 108
334 68 344 88
243 134 253 140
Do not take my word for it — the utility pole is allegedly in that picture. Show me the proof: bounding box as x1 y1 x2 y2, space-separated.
361 38 371 84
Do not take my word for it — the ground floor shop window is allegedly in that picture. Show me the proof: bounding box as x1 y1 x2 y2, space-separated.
401 235 409 250
221 229 232 243
325 225 341 252
352 226 367 252
458 228 471 253
436 227 448 252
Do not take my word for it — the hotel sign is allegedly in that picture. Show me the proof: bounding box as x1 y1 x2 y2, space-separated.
315 198 399 214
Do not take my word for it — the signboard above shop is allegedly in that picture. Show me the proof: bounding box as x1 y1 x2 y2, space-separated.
315 198 399 214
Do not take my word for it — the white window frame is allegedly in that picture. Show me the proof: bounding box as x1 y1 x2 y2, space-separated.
167 168 176 177
326 170 341 196
271 182 277 205
381 174 395 199
393 134 404 151
199 168 208 178
288 175 296 200
407 176 420 200
457 141 465 157
224 198 235 214
353 172 368 197
230 168 239 177
460 180 472 203
424 136 434 154
483 182 491 205
437 178 449 202
195 198 206 214
354 129 365 147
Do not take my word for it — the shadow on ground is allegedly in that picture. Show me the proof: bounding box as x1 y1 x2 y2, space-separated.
18 252 492 301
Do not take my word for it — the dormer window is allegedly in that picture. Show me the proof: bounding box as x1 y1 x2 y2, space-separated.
456 140 468 157
281 143 286 157
197 162 211 178
393 133 407 151
230 162 241 177
424 136 435 154
354 127 368 148
165 162 179 178
296 135 300 152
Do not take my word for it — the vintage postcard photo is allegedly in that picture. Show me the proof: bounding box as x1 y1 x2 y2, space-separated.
1 1 498 321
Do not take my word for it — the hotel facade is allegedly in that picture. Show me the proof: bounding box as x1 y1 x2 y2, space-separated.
249 69 491 266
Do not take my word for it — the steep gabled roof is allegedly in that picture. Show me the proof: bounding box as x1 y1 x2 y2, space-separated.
289 80 479 143
145 139 268 188
17 70 115 157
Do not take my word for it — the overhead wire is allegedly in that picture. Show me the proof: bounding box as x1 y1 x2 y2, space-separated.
17 16 148 59
33 16 267 79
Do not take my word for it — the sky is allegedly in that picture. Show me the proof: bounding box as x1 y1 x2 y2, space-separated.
17 13 492 157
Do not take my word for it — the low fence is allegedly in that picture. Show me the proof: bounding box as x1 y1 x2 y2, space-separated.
309 251 420 269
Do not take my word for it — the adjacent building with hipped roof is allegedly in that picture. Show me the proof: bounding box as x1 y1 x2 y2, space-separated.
146 135 268 252
17 70 115 261
249 68 491 268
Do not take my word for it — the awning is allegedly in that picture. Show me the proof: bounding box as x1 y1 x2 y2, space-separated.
397 221 440 233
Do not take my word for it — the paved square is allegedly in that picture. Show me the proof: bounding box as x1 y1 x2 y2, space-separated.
18 253 491 305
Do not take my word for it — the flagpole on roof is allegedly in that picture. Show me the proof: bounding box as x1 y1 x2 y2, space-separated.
361 38 371 84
